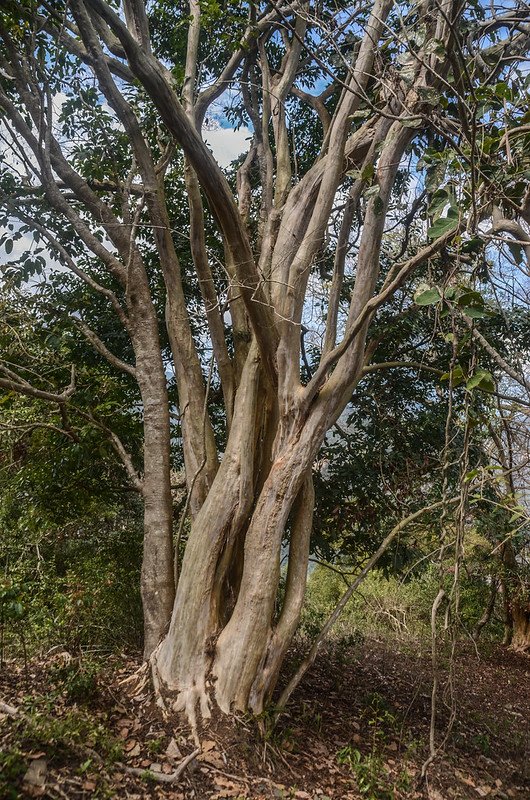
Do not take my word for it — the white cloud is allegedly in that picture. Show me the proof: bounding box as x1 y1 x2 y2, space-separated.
203 126 252 168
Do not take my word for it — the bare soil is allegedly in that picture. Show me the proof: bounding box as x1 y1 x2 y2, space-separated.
0 637 528 799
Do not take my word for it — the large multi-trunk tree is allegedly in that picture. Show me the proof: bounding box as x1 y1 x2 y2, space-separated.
1 0 529 721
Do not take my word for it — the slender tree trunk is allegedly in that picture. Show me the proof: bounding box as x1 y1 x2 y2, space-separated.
472 577 498 640
129 258 175 658
499 578 513 646
152 346 264 724
499 540 530 652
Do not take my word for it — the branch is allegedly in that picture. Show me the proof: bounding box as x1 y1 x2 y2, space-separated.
291 85 331 135
194 4 283 125
79 410 143 493
303 224 462 408
84 0 278 385
362 361 444 377
461 316 530 393
0 420 79 442
0 191 131 331
489 214 530 272
123 748 200 783
276 496 461 711
0 365 76 405
72 318 137 378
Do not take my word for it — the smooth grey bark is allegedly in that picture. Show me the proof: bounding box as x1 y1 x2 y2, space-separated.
126 255 176 658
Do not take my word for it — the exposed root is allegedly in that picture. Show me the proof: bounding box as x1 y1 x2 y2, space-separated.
0 700 19 717
123 747 200 783
149 649 170 717
173 680 211 747
148 645 213 745
117 661 148 691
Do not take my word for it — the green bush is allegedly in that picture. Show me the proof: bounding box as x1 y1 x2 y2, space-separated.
0 511 143 657
301 562 503 645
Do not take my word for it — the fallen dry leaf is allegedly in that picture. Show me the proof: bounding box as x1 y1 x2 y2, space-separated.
165 737 182 760
427 788 444 800
201 739 217 751
198 749 225 768
23 758 47 788
126 742 141 758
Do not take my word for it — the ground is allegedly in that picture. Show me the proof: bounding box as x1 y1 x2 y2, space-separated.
0 637 528 799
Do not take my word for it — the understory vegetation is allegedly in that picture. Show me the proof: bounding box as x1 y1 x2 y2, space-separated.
1 546 528 799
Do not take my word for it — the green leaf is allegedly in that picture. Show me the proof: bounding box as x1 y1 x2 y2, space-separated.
461 237 483 254
5 239 13 254
361 163 374 182
374 196 384 215
414 286 442 306
464 468 479 483
364 185 380 199
466 368 495 392
440 364 465 387
461 306 488 318
507 242 524 265
427 212 459 239
418 86 440 106
424 38 446 57
428 188 450 218
456 289 484 308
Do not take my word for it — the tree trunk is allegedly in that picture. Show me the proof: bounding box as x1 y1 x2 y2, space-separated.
500 540 530 652
129 256 175 659
152 346 336 721
152 452 314 722
510 601 530 651
472 577 498 640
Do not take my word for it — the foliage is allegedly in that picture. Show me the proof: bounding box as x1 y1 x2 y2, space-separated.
14 697 123 763
0 500 144 656
301 563 504 645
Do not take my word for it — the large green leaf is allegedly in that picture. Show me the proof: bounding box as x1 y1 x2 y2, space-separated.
414 286 442 306
427 208 459 239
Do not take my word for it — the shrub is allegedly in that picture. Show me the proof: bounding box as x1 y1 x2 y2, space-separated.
301 562 503 645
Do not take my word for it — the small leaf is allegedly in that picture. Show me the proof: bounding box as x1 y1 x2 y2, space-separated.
5 239 13 254
361 163 374 181
428 188 451 218
461 237 483 254
418 86 440 106
364 185 380 199
441 364 465 387
456 289 484 307
507 242 524 265
464 468 479 483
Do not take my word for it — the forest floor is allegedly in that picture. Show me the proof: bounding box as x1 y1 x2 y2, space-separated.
0 637 528 800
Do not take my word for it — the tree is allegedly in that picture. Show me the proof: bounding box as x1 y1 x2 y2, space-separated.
1 0 529 723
